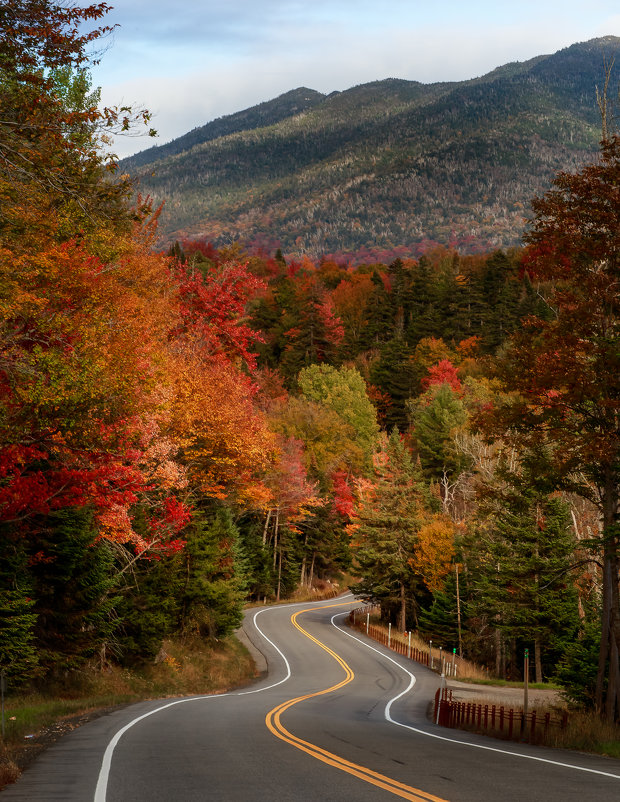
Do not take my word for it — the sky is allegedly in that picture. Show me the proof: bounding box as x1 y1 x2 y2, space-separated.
89 1 620 158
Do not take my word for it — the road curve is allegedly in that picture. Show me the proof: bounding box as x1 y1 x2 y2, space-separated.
3 594 620 801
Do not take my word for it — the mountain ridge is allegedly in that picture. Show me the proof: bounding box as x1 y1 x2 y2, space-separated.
123 37 620 257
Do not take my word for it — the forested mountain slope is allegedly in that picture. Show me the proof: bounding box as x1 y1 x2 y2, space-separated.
123 37 619 258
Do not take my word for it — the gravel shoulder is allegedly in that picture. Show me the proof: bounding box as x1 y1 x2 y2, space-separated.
446 678 564 708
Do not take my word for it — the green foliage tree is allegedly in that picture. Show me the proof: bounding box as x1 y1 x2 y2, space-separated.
361 270 393 347
418 572 460 650
271 397 365 487
298 364 379 469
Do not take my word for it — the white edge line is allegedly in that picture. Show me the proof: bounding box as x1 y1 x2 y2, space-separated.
330 612 620 782
94 594 354 800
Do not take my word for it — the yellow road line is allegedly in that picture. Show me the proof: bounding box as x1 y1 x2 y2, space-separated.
265 602 449 802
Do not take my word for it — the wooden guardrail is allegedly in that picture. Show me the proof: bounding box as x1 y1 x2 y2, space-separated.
433 687 568 743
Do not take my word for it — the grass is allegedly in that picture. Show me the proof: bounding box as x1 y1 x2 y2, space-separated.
0 633 256 791
549 710 620 758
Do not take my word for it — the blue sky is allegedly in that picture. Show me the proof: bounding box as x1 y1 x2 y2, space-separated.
90 1 620 158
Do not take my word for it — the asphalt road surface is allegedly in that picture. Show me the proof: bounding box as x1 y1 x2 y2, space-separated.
4 594 620 801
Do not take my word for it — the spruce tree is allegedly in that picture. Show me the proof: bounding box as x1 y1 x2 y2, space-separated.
409 383 470 483
0 537 39 683
350 431 434 631
180 509 247 638
369 338 417 431
29 508 118 675
468 473 580 682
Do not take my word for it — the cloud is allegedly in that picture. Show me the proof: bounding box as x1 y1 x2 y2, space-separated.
94 3 620 158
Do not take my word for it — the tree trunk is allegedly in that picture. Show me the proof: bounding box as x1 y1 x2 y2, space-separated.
272 506 280 573
397 582 406 632
596 473 620 719
262 508 271 546
455 563 463 657
606 636 619 722
300 531 308 586
534 637 543 684
276 547 282 602
494 621 502 678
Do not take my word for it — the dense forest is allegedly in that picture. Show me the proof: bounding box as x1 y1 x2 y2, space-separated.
123 37 619 257
2 1 620 727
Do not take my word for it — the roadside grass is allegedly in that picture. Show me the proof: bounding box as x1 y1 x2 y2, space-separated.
549 710 620 758
0 634 256 791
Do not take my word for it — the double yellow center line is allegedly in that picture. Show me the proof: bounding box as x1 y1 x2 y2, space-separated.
265 602 448 802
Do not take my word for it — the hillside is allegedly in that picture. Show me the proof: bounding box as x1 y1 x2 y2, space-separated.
123 37 620 257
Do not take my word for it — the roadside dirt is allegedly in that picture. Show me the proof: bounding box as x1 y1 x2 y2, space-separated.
0 705 125 792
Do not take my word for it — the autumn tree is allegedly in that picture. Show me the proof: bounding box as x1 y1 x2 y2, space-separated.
490 135 620 718
0 0 154 232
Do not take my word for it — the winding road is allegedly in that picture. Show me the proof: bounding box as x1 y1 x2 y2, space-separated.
4 594 620 801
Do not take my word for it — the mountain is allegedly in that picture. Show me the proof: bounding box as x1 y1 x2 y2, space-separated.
122 37 620 258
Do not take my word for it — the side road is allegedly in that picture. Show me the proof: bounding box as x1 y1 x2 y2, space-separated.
447 679 563 708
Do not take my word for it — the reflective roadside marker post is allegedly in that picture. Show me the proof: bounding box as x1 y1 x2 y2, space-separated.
408 631 412 659
366 612 369 635
436 672 446 724
439 646 443 674
430 640 433 669
452 647 456 677
388 622 391 648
